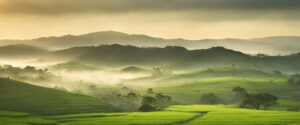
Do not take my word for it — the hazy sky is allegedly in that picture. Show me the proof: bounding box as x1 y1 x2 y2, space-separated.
0 0 300 39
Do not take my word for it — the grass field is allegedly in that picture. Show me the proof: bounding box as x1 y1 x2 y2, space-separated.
154 77 300 109
0 78 115 115
128 68 285 87
167 105 300 125
1 68 300 124
1 105 300 125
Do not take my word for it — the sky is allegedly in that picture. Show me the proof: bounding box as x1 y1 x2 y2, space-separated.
0 0 300 40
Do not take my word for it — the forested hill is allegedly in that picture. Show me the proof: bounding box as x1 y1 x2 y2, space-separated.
47 44 300 72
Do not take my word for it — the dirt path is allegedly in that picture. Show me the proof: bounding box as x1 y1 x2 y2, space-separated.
170 111 208 125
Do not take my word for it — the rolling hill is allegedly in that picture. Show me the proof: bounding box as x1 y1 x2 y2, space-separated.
0 78 115 115
0 44 49 59
0 31 300 55
50 61 100 71
121 66 148 73
45 44 300 72
162 68 284 81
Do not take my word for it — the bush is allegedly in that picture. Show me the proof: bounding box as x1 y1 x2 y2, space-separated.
198 93 223 105
138 104 156 112
288 74 300 85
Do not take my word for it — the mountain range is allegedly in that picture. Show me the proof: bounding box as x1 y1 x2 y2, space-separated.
44 44 300 72
0 31 300 55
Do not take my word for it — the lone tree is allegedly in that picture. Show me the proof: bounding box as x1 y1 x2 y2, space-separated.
198 93 223 105
240 94 259 109
240 92 277 110
232 86 248 101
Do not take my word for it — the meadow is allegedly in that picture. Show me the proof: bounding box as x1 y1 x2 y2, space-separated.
1 105 300 125
0 78 115 115
1 67 300 124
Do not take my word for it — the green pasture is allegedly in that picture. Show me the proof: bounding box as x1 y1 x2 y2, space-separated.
1 105 300 125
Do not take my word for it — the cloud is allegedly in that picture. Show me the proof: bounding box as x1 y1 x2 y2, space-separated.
0 0 300 21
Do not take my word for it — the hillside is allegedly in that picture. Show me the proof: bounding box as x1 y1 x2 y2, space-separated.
0 44 48 59
154 77 300 108
46 44 300 72
0 78 115 115
1 31 300 55
50 61 100 71
163 68 283 81
126 68 283 87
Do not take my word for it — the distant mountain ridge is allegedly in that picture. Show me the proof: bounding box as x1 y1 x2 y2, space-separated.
0 31 300 55
45 44 300 72
0 44 49 59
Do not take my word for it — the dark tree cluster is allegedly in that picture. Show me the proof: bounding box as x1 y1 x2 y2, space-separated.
0 65 52 81
104 91 142 112
240 92 278 110
232 86 248 101
232 87 278 110
197 93 223 105
105 88 172 112
288 74 300 85
139 89 172 112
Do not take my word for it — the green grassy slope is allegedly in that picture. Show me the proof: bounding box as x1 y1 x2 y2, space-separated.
154 77 300 107
127 68 284 87
1 105 300 125
0 78 115 115
167 105 300 125
50 61 100 71
0 44 49 59
161 68 283 82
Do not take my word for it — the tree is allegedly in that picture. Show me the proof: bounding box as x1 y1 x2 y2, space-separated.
232 86 248 101
233 86 247 95
198 93 222 105
126 92 139 103
259 93 278 110
240 94 259 109
154 93 172 110
240 93 277 110
288 74 300 85
139 93 172 112
122 92 140 111
138 104 156 112
25 66 35 70
141 96 156 105
274 70 282 76
139 96 156 112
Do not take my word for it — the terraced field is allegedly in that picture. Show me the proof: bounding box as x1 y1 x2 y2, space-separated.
1 105 300 125
0 78 115 115
167 105 300 125
154 77 300 109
